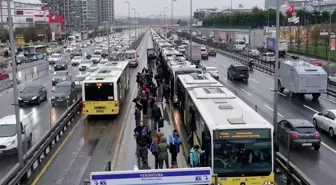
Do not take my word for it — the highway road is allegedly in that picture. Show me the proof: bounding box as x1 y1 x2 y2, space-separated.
30 32 150 185
0 49 87 179
199 53 336 185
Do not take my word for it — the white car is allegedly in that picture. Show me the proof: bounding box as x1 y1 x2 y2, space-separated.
177 46 186 54
48 53 62 65
85 66 99 75
205 67 219 79
65 47 73 52
94 49 102 55
0 114 32 155
313 109 336 137
71 56 82 66
261 52 275 62
74 74 87 89
248 49 260 57
79 60 93 71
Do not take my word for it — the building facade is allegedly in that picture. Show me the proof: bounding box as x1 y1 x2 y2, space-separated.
97 0 114 26
73 0 98 30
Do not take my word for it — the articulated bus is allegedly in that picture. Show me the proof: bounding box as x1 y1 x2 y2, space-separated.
184 86 274 185
24 45 47 61
176 73 223 127
82 61 130 115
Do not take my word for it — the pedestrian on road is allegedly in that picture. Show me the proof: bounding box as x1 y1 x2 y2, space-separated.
161 84 170 103
189 144 201 167
151 104 162 132
157 136 169 169
136 128 152 168
150 84 157 100
168 129 182 165
134 106 141 127
140 96 148 117
133 96 142 110
150 132 162 169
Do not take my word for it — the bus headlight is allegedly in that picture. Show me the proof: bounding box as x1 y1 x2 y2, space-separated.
263 181 274 185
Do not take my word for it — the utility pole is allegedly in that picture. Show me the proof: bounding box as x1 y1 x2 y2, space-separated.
0 0 3 29
7 0 23 167
328 6 332 76
164 7 167 37
229 0 232 42
132 8 136 39
107 6 111 58
273 0 280 143
125 1 130 46
189 0 192 64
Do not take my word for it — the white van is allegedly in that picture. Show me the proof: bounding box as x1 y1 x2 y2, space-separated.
0 115 32 155
125 50 139 67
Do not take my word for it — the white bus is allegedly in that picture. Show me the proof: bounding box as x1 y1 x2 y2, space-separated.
176 73 223 125
23 45 47 61
82 61 130 115
184 86 274 185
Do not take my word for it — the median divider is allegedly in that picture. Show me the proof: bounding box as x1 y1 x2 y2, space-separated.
187 34 336 99
0 98 82 185
0 32 148 185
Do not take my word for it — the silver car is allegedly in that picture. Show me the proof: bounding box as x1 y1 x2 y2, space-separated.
73 74 87 90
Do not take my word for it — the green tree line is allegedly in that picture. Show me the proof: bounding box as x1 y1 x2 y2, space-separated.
201 6 336 28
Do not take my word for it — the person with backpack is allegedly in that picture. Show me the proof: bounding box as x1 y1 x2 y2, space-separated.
134 106 141 127
150 132 162 169
189 145 201 167
157 136 169 169
168 129 182 165
151 104 162 132
136 128 152 168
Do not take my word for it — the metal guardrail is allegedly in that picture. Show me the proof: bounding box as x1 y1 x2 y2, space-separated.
0 98 82 185
188 35 336 99
0 32 147 185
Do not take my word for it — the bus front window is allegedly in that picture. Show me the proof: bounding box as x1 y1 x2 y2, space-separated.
84 82 114 101
213 129 272 177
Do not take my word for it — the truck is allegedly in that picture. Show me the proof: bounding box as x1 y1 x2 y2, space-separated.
278 60 327 100
265 37 287 56
185 43 201 64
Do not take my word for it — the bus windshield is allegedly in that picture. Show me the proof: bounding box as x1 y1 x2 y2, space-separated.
84 82 114 101
213 129 272 177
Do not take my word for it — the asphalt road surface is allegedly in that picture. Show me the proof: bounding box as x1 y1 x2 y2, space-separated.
199 53 336 185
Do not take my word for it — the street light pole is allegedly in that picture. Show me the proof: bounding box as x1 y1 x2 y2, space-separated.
189 0 192 64
107 3 111 58
125 1 131 46
229 0 232 42
328 6 332 76
273 0 280 143
171 0 176 25
7 0 24 167
132 8 137 39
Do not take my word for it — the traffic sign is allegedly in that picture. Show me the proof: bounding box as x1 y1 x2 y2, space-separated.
90 167 212 185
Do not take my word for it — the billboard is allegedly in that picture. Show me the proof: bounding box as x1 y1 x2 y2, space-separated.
235 33 249 44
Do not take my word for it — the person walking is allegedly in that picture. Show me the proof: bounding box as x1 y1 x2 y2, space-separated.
168 129 182 165
161 84 170 103
136 128 152 168
189 145 201 167
134 121 145 136
150 132 162 169
151 104 162 132
140 95 148 117
157 136 169 169
134 106 141 127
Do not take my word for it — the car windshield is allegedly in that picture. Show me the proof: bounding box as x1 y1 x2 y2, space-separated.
74 76 86 81
54 85 70 93
73 56 81 60
267 54 275 57
213 129 272 177
207 68 217 71
295 127 316 133
125 53 135 59
54 71 67 76
201 48 206 51
56 61 66 64
22 87 39 93
0 125 16 137
51 55 60 58
87 68 97 72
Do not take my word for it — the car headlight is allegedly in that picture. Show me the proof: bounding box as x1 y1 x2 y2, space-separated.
66 96 70 99
52 78 55 81
51 97 55 99
6 140 15 146
32 96 37 99
54 65 56 67
63 78 66 80
62 64 65 66
18 97 22 100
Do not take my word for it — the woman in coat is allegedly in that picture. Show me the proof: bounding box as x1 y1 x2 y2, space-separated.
157 136 169 169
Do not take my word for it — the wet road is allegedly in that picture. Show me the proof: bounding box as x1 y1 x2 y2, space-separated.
0 49 90 179
32 32 151 185
199 53 336 185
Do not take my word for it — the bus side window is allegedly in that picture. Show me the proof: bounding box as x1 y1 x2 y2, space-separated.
118 82 121 100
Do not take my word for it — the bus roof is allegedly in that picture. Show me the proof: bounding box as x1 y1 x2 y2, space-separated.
84 68 123 82
178 73 223 89
25 45 46 48
188 86 273 131
103 60 129 69
170 65 202 73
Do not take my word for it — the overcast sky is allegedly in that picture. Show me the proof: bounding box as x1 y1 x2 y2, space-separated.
115 0 265 17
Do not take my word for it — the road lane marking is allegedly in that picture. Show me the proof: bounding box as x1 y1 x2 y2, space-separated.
270 88 287 97
240 88 252 96
322 142 336 154
303 105 319 113
31 115 85 185
264 104 284 118
321 96 336 104
250 78 259 83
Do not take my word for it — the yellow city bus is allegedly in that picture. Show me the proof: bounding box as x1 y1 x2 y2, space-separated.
184 86 275 185
82 61 130 115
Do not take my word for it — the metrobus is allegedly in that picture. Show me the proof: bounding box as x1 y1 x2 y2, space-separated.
23 45 47 61
183 86 274 185
176 73 223 126
169 65 203 105
82 61 130 115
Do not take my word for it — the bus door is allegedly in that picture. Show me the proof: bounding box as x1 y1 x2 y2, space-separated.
188 105 196 146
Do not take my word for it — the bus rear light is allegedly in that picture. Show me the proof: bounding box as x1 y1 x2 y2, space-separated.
114 101 118 107
82 102 85 108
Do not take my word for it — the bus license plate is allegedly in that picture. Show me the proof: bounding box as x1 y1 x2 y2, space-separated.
302 143 312 146
96 109 104 113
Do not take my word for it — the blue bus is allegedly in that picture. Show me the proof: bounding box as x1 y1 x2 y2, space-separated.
24 45 47 61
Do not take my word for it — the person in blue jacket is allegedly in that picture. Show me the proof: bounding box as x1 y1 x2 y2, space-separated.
189 145 201 167
168 129 182 165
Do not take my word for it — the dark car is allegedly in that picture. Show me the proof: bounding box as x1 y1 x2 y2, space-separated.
54 60 68 71
227 64 249 81
16 54 27 65
208 48 216 56
18 84 47 105
52 71 72 86
51 81 77 107
91 55 101 64
101 48 108 58
109 51 119 61
70 48 82 59
86 53 92 60
277 119 321 150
